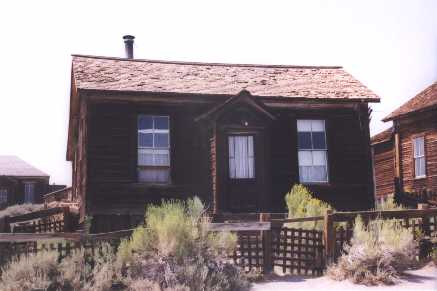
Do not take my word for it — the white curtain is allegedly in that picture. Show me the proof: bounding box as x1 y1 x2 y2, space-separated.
413 137 425 177
229 136 255 179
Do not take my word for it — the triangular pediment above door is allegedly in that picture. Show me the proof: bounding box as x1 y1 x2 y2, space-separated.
194 90 276 126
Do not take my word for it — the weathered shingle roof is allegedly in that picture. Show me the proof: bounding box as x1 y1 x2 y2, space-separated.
0 156 48 177
71 55 379 102
371 127 393 145
384 81 437 121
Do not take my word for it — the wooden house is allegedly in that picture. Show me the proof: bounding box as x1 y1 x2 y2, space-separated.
0 155 51 208
372 81 437 201
68 36 380 231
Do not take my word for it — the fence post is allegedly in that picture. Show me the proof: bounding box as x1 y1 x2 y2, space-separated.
324 209 334 264
63 207 72 232
260 213 273 274
418 203 430 236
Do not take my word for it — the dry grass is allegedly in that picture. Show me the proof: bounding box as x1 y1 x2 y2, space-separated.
328 216 418 285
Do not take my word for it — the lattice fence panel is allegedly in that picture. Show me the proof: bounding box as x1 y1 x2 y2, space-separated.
233 231 263 272
272 227 324 276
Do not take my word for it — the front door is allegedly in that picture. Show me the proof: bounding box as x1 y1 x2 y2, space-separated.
226 133 264 212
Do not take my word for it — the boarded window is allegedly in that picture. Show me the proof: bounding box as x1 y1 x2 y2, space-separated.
228 135 255 179
138 115 170 183
0 188 7 204
24 182 35 203
297 120 328 183
413 136 426 178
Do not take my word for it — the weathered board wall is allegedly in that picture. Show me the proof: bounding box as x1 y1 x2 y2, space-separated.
0 177 49 208
372 140 395 198
78 97 374 232
399 111 437 194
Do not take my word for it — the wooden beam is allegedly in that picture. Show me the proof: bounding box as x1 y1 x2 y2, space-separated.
208 222 271 231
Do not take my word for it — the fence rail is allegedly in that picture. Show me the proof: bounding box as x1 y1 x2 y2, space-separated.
0 205 436 276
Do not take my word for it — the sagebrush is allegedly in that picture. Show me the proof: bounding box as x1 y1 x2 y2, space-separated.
0 197 249 291
328 216 418 285
284 184 333 230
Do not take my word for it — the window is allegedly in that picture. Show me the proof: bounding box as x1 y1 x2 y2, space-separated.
138 115 170 183
228 135 255 179
413 136 426 178
24 182 35 203
297 120 328 183
0 188 7 204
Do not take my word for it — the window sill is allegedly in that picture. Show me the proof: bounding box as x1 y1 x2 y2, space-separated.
301 182 330 186
129 182 175 189
414 176 427 181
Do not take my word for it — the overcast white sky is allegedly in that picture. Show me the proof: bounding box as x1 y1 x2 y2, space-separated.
0 0 436 186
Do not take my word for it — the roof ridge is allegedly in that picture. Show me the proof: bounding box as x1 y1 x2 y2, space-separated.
71 54 343 69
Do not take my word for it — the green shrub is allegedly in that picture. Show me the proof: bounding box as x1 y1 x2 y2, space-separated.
328 216 418 285
118 197 248 291
375 195 404 211
284 184 333 229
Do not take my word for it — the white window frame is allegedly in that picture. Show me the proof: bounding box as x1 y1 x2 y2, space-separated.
0 188 8 204
413 136 426 178
137 115 171 184
297 119 329 183
24 182 35 203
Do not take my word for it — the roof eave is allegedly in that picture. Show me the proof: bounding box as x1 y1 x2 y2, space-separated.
77 88 380 103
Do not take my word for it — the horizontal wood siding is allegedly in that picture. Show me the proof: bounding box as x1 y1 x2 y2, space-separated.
269 107 374 211
86 102 211 218
399 112 437 193
372 141 395 198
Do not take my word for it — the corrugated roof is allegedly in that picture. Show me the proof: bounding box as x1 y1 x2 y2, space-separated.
0 156 49 177
384 81 437 121
71 55 380 102
371 127 393 145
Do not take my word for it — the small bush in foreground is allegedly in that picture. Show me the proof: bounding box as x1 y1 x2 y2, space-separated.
376 195 404 211
118 197 249 291
328 216 418 285
285 184 333 230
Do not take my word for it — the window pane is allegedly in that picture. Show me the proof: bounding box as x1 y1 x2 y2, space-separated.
415 156 425 177
312 166 328 182
298 132 312 149
138 133 153 147
299 166 312 183
313 151 327 166
138 116 153 130
297 120 312 131
155 133 169 148
229 136 255 179
311 120 325 132
298 151 312 166
138 148 155 165
154 150 170 166
138 168 170 183
414 137 424 157
155 116 169 130
312 132 326 149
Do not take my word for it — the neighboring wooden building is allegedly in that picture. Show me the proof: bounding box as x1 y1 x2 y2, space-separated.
68 36 380 231
372 81 437 201
0 156 51 208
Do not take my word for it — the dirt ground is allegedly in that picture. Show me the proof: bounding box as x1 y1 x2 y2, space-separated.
251 263 437 291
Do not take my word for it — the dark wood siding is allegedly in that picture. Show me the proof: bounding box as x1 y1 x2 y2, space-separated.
79 97 375 231
399 112 437 193
85 101 212 218
372 141 395 198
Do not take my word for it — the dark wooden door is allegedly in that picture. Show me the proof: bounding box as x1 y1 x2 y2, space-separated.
225 132 265 212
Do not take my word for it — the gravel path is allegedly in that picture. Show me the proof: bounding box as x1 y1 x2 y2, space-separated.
251 264 437 291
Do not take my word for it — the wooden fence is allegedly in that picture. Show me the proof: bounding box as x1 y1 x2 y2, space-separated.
0 205 436 276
